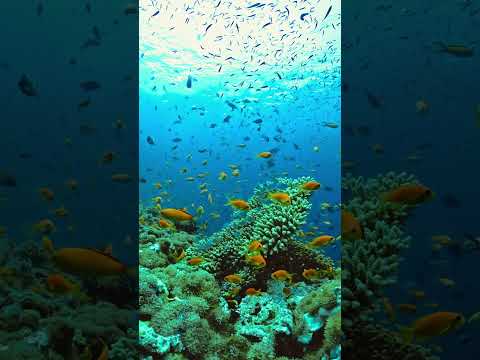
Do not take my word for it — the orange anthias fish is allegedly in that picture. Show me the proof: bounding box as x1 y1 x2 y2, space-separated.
226 199 250 211
39 187 55 201
301 181 321 191
248 240 263 253
307 235 335 249
267 192 291 205
53 206 69 217
97 338 109 360
246 254 266 268
271 270 293 283
160 208 193 221
341 210 363 240
224 274 243 284
302 268 321 281
43 240 131 277
401 312 464 343
34 219 56 234
381 184 434 205
158 219 175 229
245 288 262 296
257 151 272 158
111 173 132 183
46 274 80 294
187 257 203 266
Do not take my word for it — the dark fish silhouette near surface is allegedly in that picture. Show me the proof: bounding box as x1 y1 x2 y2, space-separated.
18 74 37 96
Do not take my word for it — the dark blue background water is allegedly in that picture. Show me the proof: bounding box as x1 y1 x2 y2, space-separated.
343 0 480 358
0 1 138 265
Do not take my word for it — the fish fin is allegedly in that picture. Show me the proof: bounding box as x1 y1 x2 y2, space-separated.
103 244 113 255
431 41 447 52
399 326 414 344
125 266 138 279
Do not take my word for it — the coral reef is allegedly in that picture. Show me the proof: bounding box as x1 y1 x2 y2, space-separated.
0 240 139 359
139 177 341 359
341 172 438 360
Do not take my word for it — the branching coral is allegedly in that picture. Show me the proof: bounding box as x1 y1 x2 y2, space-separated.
341 172 437 360
191 177 334 287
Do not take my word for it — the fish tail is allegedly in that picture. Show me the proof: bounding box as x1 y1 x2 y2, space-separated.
399 326 414 344
431 41 447 52
125 266 138 279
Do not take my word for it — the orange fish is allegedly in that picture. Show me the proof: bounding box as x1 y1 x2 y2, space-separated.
34 219 56 234
401 312 464 343
46 274 80 294
97 338 109 360
302 268 321 281
257 151 272 158
301 181 321 191
267 192 291 205
341 210 363 240
224 274 243 284
160 208 193 221
111 173 132 183
307 235 335 248
101 151 116 164
271 270 293 283
246 254 266 268
283 287 292 297
381 184 434 205
226 199 250 211
187 257 203 266
248 240 263 253
53 206 69 217
245 288 263 296
43 240 131 277
39 187 54 201
158 219 175 229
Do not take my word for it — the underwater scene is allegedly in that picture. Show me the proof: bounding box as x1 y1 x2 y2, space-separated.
0 1 139 359
139 1 341 359
342 1 480 359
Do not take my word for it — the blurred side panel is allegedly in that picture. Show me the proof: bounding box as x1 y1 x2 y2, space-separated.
0 1 139 358
342 1 480 359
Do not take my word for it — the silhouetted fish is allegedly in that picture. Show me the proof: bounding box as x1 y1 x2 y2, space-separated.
18 74 37 96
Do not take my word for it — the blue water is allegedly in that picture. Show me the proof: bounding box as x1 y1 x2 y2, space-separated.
0 1 138 265
343 0 480 358
139 0 341 260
